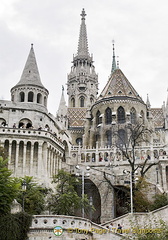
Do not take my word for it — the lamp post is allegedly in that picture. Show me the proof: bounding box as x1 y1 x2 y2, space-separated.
22 180 27 212
75 165 90 218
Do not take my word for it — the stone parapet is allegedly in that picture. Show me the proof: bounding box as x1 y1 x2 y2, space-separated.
28 215 123 240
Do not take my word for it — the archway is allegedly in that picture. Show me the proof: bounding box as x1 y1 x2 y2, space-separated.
75 178 101 224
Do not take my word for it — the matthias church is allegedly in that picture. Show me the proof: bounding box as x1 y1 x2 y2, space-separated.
0 9 168 223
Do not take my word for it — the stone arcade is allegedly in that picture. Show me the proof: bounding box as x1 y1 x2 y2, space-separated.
0 9 168 229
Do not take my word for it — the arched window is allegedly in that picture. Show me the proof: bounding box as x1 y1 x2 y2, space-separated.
140 110 145 123
90 97 94 104
96 110 101 125
105 107 112 124
76 138 82 145
117 106 125 123
117 129 127 147
20 92 25 102
28 92 34 102
80 96 85 107
130 108 136 124
44 96 47 107
37 93 42 104
71 98 75 107
106 130 112 147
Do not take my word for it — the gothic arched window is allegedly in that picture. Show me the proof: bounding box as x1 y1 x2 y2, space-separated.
117 106 125 123
140 110 145 123
71 98 75 107
106 130 112 147
80 96 85 107
117 129 127 147
130 108 136 124
96 110 101 126
105 107 112 124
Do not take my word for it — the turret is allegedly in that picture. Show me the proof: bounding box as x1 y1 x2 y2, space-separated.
11 44 49 109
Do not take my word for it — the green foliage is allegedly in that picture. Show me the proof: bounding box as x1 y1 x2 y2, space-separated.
0 157 19 214
150 193 168 211
0 212 32 240
48 169 94 215
125 220 168 240
16 176 47 215
134 177 151 212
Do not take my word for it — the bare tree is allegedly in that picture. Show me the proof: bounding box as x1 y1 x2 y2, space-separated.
114 122 157 180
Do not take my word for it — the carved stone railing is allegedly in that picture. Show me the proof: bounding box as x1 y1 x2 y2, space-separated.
0 127 64 149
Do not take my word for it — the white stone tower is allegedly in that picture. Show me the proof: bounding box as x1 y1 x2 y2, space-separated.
67 9 98 109
11 44 49 109
67 9 98 145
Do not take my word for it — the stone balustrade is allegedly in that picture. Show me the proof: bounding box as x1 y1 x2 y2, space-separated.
28 215 123 240
0 127 64 149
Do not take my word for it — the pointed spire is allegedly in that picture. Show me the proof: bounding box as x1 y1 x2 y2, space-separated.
77 8 89 56
146 94 151 108
111 40 117 73
14 44 44 88
57 85 67 117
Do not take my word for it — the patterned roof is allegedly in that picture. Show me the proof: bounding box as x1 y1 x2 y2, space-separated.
68 108 87 127
151 108 164 128
98 69 143 102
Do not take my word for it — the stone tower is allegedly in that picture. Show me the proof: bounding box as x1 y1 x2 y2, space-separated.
11 44 49 110
67 9 98 145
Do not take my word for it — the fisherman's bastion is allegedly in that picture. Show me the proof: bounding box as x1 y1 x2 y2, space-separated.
0 9 168 240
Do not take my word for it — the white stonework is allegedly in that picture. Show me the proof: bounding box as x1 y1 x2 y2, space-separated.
1 8 168 224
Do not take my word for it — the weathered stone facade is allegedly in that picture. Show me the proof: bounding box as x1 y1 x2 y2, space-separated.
1 8 168 224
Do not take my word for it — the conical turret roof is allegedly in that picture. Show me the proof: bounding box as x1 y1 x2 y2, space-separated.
13 44 45 89
98 69 143 102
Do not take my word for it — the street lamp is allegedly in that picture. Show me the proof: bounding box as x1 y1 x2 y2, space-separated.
75 165 90 218
22 180 27 212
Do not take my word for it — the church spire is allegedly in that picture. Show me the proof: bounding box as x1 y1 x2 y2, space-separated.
146 94 151 108
57 85 67 116
111 40 117 73
77 8 89 56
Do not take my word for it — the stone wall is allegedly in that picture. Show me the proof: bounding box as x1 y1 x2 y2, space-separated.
28 215 123 240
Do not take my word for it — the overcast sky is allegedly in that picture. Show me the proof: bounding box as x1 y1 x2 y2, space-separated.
0 0 168 115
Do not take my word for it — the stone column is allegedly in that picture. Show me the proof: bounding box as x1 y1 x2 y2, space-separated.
29 142 33 175
8 142 12 165
47 148 51 177
15 142 19 176
22 143 27 175
162 165 167 191
38 143 43 177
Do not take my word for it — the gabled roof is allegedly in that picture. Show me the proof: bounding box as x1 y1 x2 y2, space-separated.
12 44 45 89
98 68 143 102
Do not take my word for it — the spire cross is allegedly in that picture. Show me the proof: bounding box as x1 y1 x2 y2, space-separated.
81 8 86 20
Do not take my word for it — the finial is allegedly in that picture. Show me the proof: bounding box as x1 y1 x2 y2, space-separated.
111 40 116 73
81 8 86 20
117 56 119 69
62 85 64 92
31 43 33 48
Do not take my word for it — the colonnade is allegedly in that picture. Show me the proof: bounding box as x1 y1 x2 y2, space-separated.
2 139 62 179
